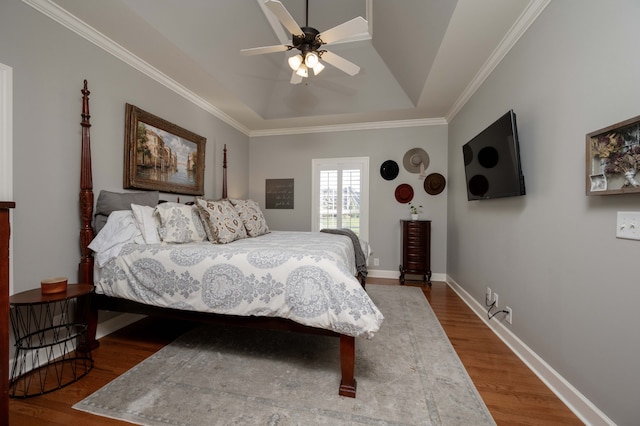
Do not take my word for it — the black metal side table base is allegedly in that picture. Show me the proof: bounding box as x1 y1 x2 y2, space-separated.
9 284 94 398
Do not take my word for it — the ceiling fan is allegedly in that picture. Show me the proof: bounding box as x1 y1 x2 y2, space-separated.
241 0 368 84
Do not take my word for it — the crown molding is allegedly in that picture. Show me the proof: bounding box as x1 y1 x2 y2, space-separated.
22 0 252 136
29 0 561 138
23 0 451 138
445 0 552 122
250 117 447 137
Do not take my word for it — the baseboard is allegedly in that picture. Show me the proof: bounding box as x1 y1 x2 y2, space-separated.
8 312 147 374
445 275 615 426
368 269 446 282
96 313 146 340
8 313 72 378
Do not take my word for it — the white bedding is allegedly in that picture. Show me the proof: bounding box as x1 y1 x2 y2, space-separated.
94 230 384 338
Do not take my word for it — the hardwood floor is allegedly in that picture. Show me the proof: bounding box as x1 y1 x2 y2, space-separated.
395 279 583 425
8 279 582 425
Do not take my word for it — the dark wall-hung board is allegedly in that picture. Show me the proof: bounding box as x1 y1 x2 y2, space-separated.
266 178 294 209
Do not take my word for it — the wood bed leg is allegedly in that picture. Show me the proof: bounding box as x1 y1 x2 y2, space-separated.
338 335 357 398
77 293 99 352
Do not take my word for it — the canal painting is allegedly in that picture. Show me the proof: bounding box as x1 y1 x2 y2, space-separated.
124 104 206 195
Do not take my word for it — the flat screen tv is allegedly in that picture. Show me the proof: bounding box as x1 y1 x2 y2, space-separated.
462 110 525 200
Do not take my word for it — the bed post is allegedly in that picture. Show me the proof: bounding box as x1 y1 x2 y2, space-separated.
78 79 94 284
77 80 99 352
222 144 227 199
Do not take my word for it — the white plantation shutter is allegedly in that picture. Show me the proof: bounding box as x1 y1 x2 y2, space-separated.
312 157 369 241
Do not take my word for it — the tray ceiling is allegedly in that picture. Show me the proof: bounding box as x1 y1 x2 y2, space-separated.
33 0 548 135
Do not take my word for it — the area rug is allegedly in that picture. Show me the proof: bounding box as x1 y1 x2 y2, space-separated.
73 285 495 425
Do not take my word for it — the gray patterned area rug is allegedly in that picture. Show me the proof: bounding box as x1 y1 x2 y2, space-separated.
73 285 495 425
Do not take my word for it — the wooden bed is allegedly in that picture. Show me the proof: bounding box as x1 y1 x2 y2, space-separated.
75 80 361 398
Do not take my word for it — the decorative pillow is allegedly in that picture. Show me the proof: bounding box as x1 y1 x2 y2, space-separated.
131 204 161 244
195 198 247 244
229 199 270 237
94 190 159 234
154 202 207 243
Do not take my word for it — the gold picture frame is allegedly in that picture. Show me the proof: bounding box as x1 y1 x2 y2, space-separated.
124 104 206 195
586 115 640 196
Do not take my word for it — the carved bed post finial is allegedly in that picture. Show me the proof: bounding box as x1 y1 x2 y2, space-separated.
222 144 228 199
79 80 94 285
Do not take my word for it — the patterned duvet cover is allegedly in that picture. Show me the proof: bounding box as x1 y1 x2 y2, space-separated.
95 231 384 338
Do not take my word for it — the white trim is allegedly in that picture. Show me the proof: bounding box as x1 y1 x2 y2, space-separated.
250 117 447 137
445 0 552 122
446 275 616 426
21 0 551 136
95 313 146 340
0 64 12 199
21 0 251 136
8 313 146 377
367 269 446 283
22 0 447 137
0 63 13 295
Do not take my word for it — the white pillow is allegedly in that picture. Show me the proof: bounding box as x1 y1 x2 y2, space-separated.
88 210 143 267
131 204 161 244
154 202 207 243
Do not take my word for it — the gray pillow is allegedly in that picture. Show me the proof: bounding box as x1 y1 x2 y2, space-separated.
94 190 159 234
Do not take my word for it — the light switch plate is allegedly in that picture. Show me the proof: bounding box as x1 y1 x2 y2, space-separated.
616 211 640 240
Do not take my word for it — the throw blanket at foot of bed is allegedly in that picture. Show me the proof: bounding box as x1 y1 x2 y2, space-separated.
320 228 368 284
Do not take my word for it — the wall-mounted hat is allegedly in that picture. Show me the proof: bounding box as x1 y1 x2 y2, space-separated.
424 173 446 195
380 160 399 180
403 148 430 173
394 184 414 203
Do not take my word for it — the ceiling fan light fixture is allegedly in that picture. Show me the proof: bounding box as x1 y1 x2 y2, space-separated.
242 0 365 84
296 63 308 77
312 61 325 75
288 54 303 71
305 51 319 68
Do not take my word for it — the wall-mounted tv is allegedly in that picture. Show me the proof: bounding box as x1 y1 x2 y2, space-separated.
462 110 525 200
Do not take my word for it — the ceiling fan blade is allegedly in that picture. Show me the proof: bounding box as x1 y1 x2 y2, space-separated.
240 44 289 56
290 70 303 85
318 17 368 45
321 51 360 76
264 0 304 37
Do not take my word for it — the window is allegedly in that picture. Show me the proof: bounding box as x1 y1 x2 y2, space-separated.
312 157 369 241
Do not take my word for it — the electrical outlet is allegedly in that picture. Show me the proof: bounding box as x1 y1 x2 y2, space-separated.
616 211 640 240
505 306 513 324
373 258 380 266
493 292 499 307
486 287 492 304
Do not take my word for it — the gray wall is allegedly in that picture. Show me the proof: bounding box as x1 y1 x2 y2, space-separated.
3 0 636 423
249 125 448 276
447 1 640 425
0 0 249 294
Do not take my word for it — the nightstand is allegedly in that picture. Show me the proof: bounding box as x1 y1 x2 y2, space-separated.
9 284 94 398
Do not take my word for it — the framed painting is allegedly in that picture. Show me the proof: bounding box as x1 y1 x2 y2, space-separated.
586 114 640 196
124 104 206 195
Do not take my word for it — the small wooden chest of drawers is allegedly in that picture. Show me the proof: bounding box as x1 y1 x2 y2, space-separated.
399 220 431 285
